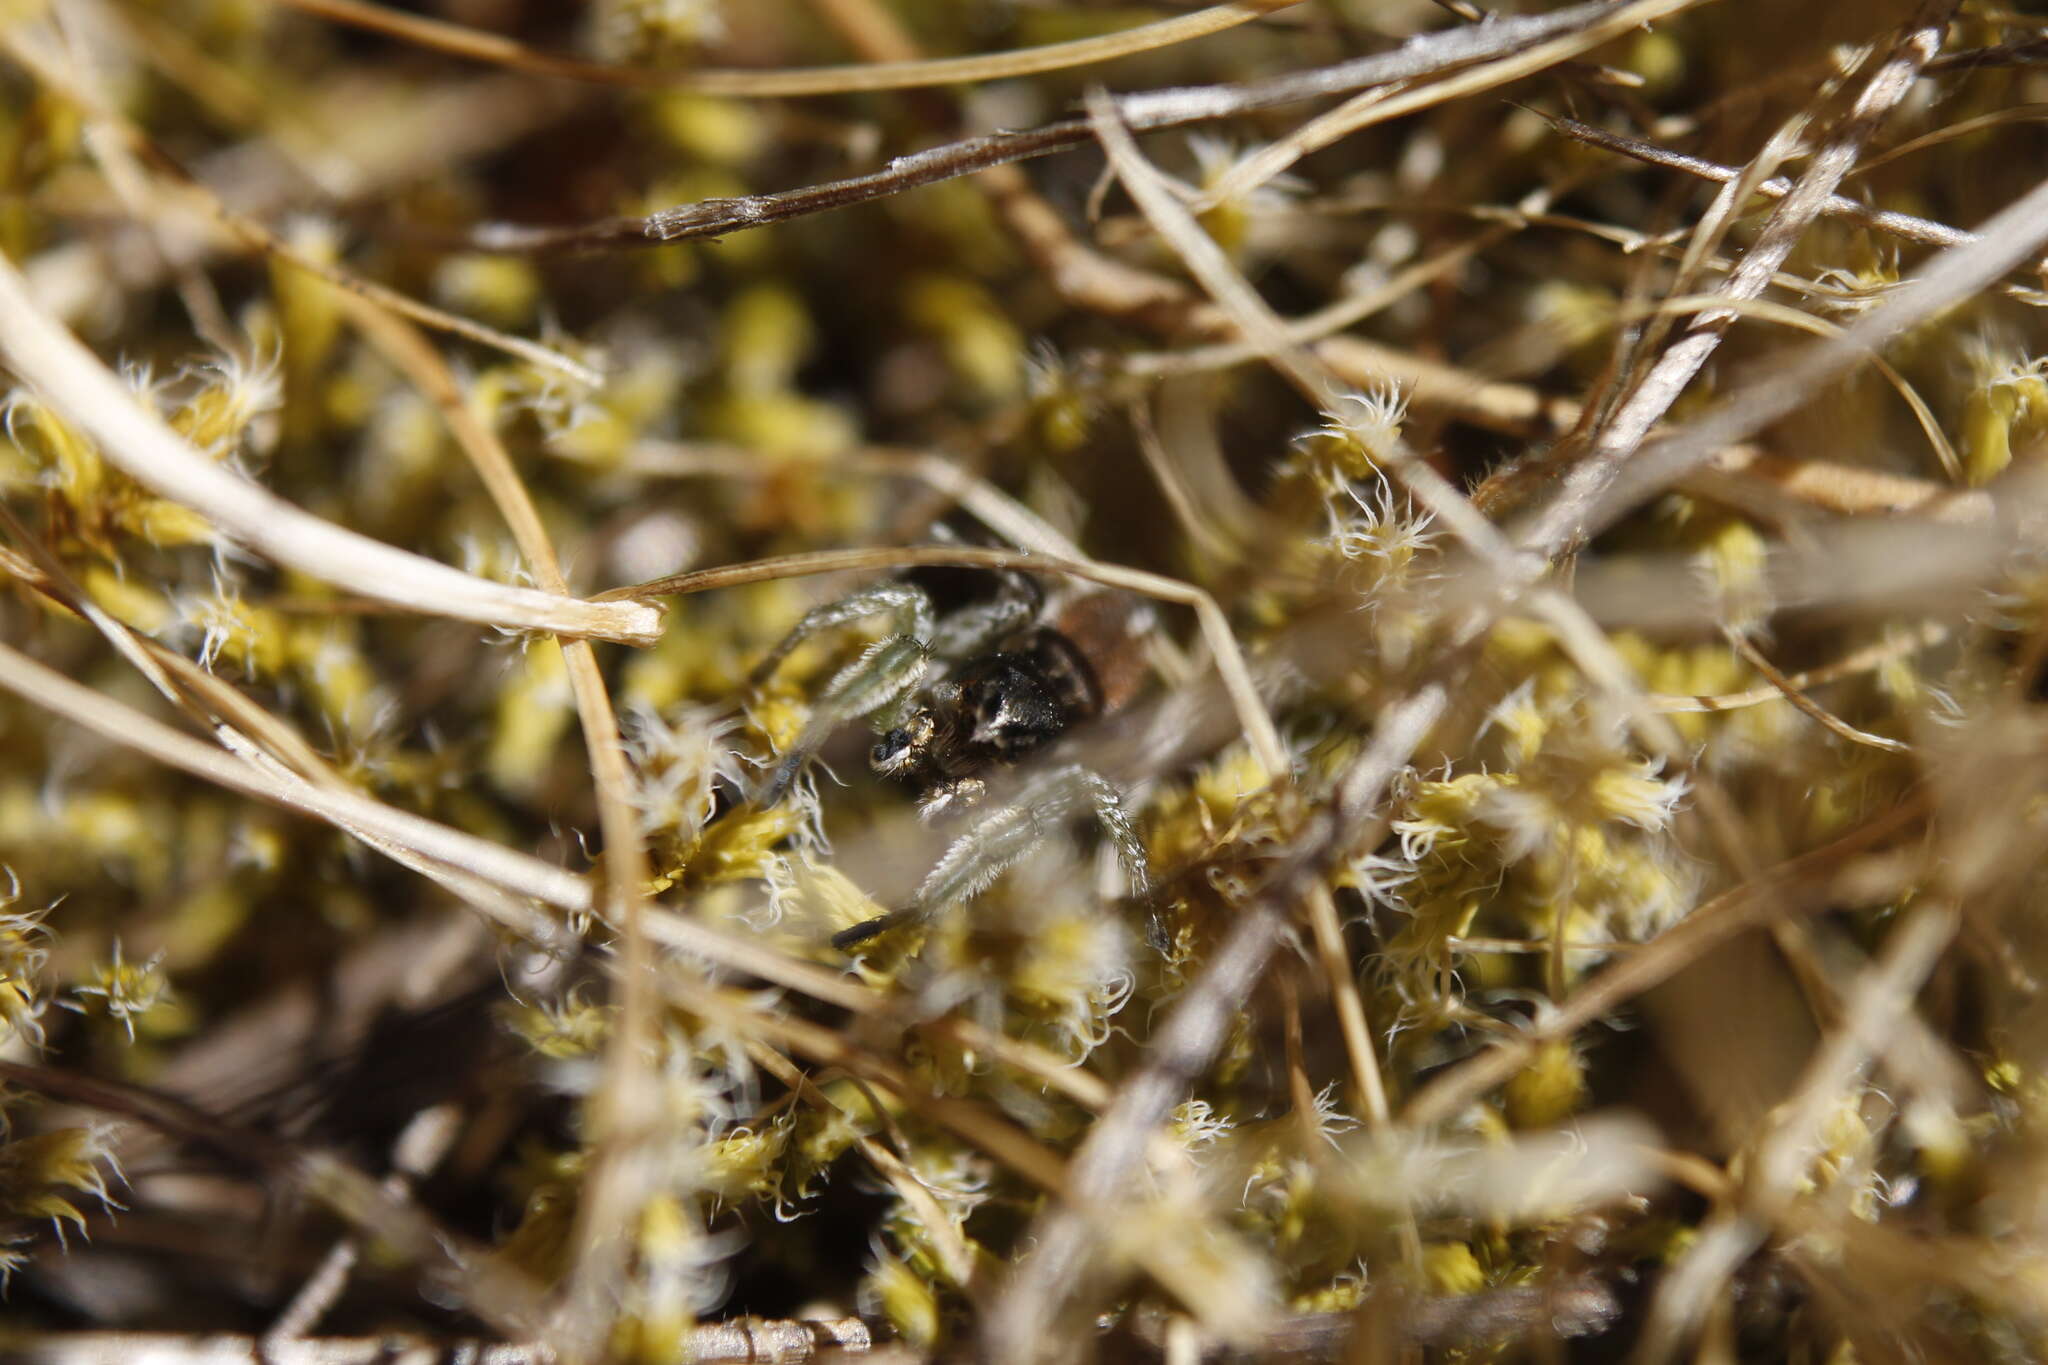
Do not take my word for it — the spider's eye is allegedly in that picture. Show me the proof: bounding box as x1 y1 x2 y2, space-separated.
872 729 915 772
968 682 1006 727
873 710 936 776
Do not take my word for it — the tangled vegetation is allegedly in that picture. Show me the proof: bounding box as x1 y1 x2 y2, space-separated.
3 0 2048 1360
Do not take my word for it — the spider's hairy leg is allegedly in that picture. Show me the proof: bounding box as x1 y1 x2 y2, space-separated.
917 765 1148 908
924 567 1041 657
831 765 1149 951
746 581 936 690
1080 767 1150 898
750 580 939 807
757 631 936 807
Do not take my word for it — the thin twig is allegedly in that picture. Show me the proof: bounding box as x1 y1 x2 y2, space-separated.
671 978 1072 1195
0 1061 551 1339
1722 627 1911 753
617 441 1089 560
0 24 603 386
1579 166 2048 543
262 1106 464 1347
1198 0 1707 209
1619 292 1959 481
335 299 663 1362
1652 623 1948 712
1401 792 1931 1127
0 503 570 945
1635 901 1960 1362
0 1324 877 1364
448 1 1674 251
981 684 1447 1364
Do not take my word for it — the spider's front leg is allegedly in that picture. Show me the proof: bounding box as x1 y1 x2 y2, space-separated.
922 567 1041 657
751 582 937 807
830 765 1149 950
748 582 935 690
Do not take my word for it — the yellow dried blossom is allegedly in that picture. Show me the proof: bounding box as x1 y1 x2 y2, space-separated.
64 940 170 1042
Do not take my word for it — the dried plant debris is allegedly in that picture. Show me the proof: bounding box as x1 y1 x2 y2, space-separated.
7 0 2048 1360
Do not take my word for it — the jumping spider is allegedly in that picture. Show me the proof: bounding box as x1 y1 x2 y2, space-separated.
750 554 1151 950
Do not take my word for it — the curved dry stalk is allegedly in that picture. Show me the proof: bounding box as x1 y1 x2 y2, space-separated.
1085 85 1521 580
1652 623 1949 712
1126 394 1250 565
0 254 657 644
1120 223 1514 379
617 441 1088 560
275 0 1299 95
1851 101 2048 178
1621 292 1960 480
0 636 592 920
1722 627 1911 753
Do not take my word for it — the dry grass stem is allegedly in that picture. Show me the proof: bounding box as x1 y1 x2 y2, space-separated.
0 256 657 642
276 0 1301 95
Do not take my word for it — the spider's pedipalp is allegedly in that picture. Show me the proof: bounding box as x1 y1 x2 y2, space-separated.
748 577 945 806
755 631 934 807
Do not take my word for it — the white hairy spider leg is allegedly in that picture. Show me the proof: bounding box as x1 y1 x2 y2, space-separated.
746 581 935 691
923 569 1040 657
830 765 1147 951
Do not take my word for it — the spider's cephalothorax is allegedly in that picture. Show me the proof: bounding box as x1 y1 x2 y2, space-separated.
748 553 1151 951
872 626 1104 817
